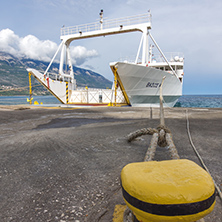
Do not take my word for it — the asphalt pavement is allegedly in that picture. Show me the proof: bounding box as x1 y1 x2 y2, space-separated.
0 106 221 221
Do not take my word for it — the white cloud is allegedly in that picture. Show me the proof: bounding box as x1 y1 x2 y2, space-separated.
0 29 20 55
0 28 98 65
19 34 58 62
70 46 98 65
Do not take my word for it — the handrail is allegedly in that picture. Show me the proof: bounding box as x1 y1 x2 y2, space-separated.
61 13 151 36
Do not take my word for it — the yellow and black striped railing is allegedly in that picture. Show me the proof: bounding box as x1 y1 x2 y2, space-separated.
66 82 69 104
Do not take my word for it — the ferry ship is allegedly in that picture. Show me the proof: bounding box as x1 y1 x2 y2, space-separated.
110 52 184 107
27 11 184 107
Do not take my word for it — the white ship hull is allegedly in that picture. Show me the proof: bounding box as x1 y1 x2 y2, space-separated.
110 62 183 107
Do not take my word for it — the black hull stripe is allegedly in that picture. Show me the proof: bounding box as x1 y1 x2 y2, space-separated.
122 185 216 216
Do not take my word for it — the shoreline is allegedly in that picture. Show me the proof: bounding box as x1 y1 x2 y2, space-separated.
1 94 222 109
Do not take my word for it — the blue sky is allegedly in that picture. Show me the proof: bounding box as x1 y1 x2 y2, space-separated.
0 0 222 94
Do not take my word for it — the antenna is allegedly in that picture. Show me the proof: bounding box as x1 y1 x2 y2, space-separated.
148 9 152 23
99 9 104 29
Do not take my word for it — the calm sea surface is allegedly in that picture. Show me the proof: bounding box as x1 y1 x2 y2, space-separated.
0 95 221 108
175 95 222 108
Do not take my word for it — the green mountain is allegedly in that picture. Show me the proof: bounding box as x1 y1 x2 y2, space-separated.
0 51 112 96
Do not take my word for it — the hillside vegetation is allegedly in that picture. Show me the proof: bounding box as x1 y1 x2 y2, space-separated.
0 51 112 96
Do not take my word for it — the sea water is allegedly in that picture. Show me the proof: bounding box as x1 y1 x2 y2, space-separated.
174 95 222 108
0 95 60 106
0 95 221 108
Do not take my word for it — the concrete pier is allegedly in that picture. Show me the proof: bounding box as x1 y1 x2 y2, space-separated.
0 106 221 221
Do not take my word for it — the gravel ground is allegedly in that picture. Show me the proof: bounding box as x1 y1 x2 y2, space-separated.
0 106 221 222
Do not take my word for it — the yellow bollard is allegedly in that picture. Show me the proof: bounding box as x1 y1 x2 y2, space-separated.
121 159 215 222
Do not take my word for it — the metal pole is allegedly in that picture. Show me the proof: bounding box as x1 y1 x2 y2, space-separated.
113 67 118 106
28 72 32 105
44 41 63 76
99 9 103 30
59 42 66 75
159 76 166 126
149 32 178 78
141 30 147 65
135 34 143 64
66 82 69 104
66 44 74 79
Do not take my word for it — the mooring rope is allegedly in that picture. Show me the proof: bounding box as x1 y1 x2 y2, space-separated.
125 126 181 222
127 128 158 142
160 101 222 202
143 132 158 162
186 109 222 202
123 76 222 221
124 77 183 222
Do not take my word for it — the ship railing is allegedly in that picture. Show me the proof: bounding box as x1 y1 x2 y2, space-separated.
119 55 142 64
46 72 73 83
70 87 125 104
119 52 184 64
76 87 112 91
61 13 151 36
152 52 184 63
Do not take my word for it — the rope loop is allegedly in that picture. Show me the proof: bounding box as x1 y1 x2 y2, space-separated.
127 128 158 142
